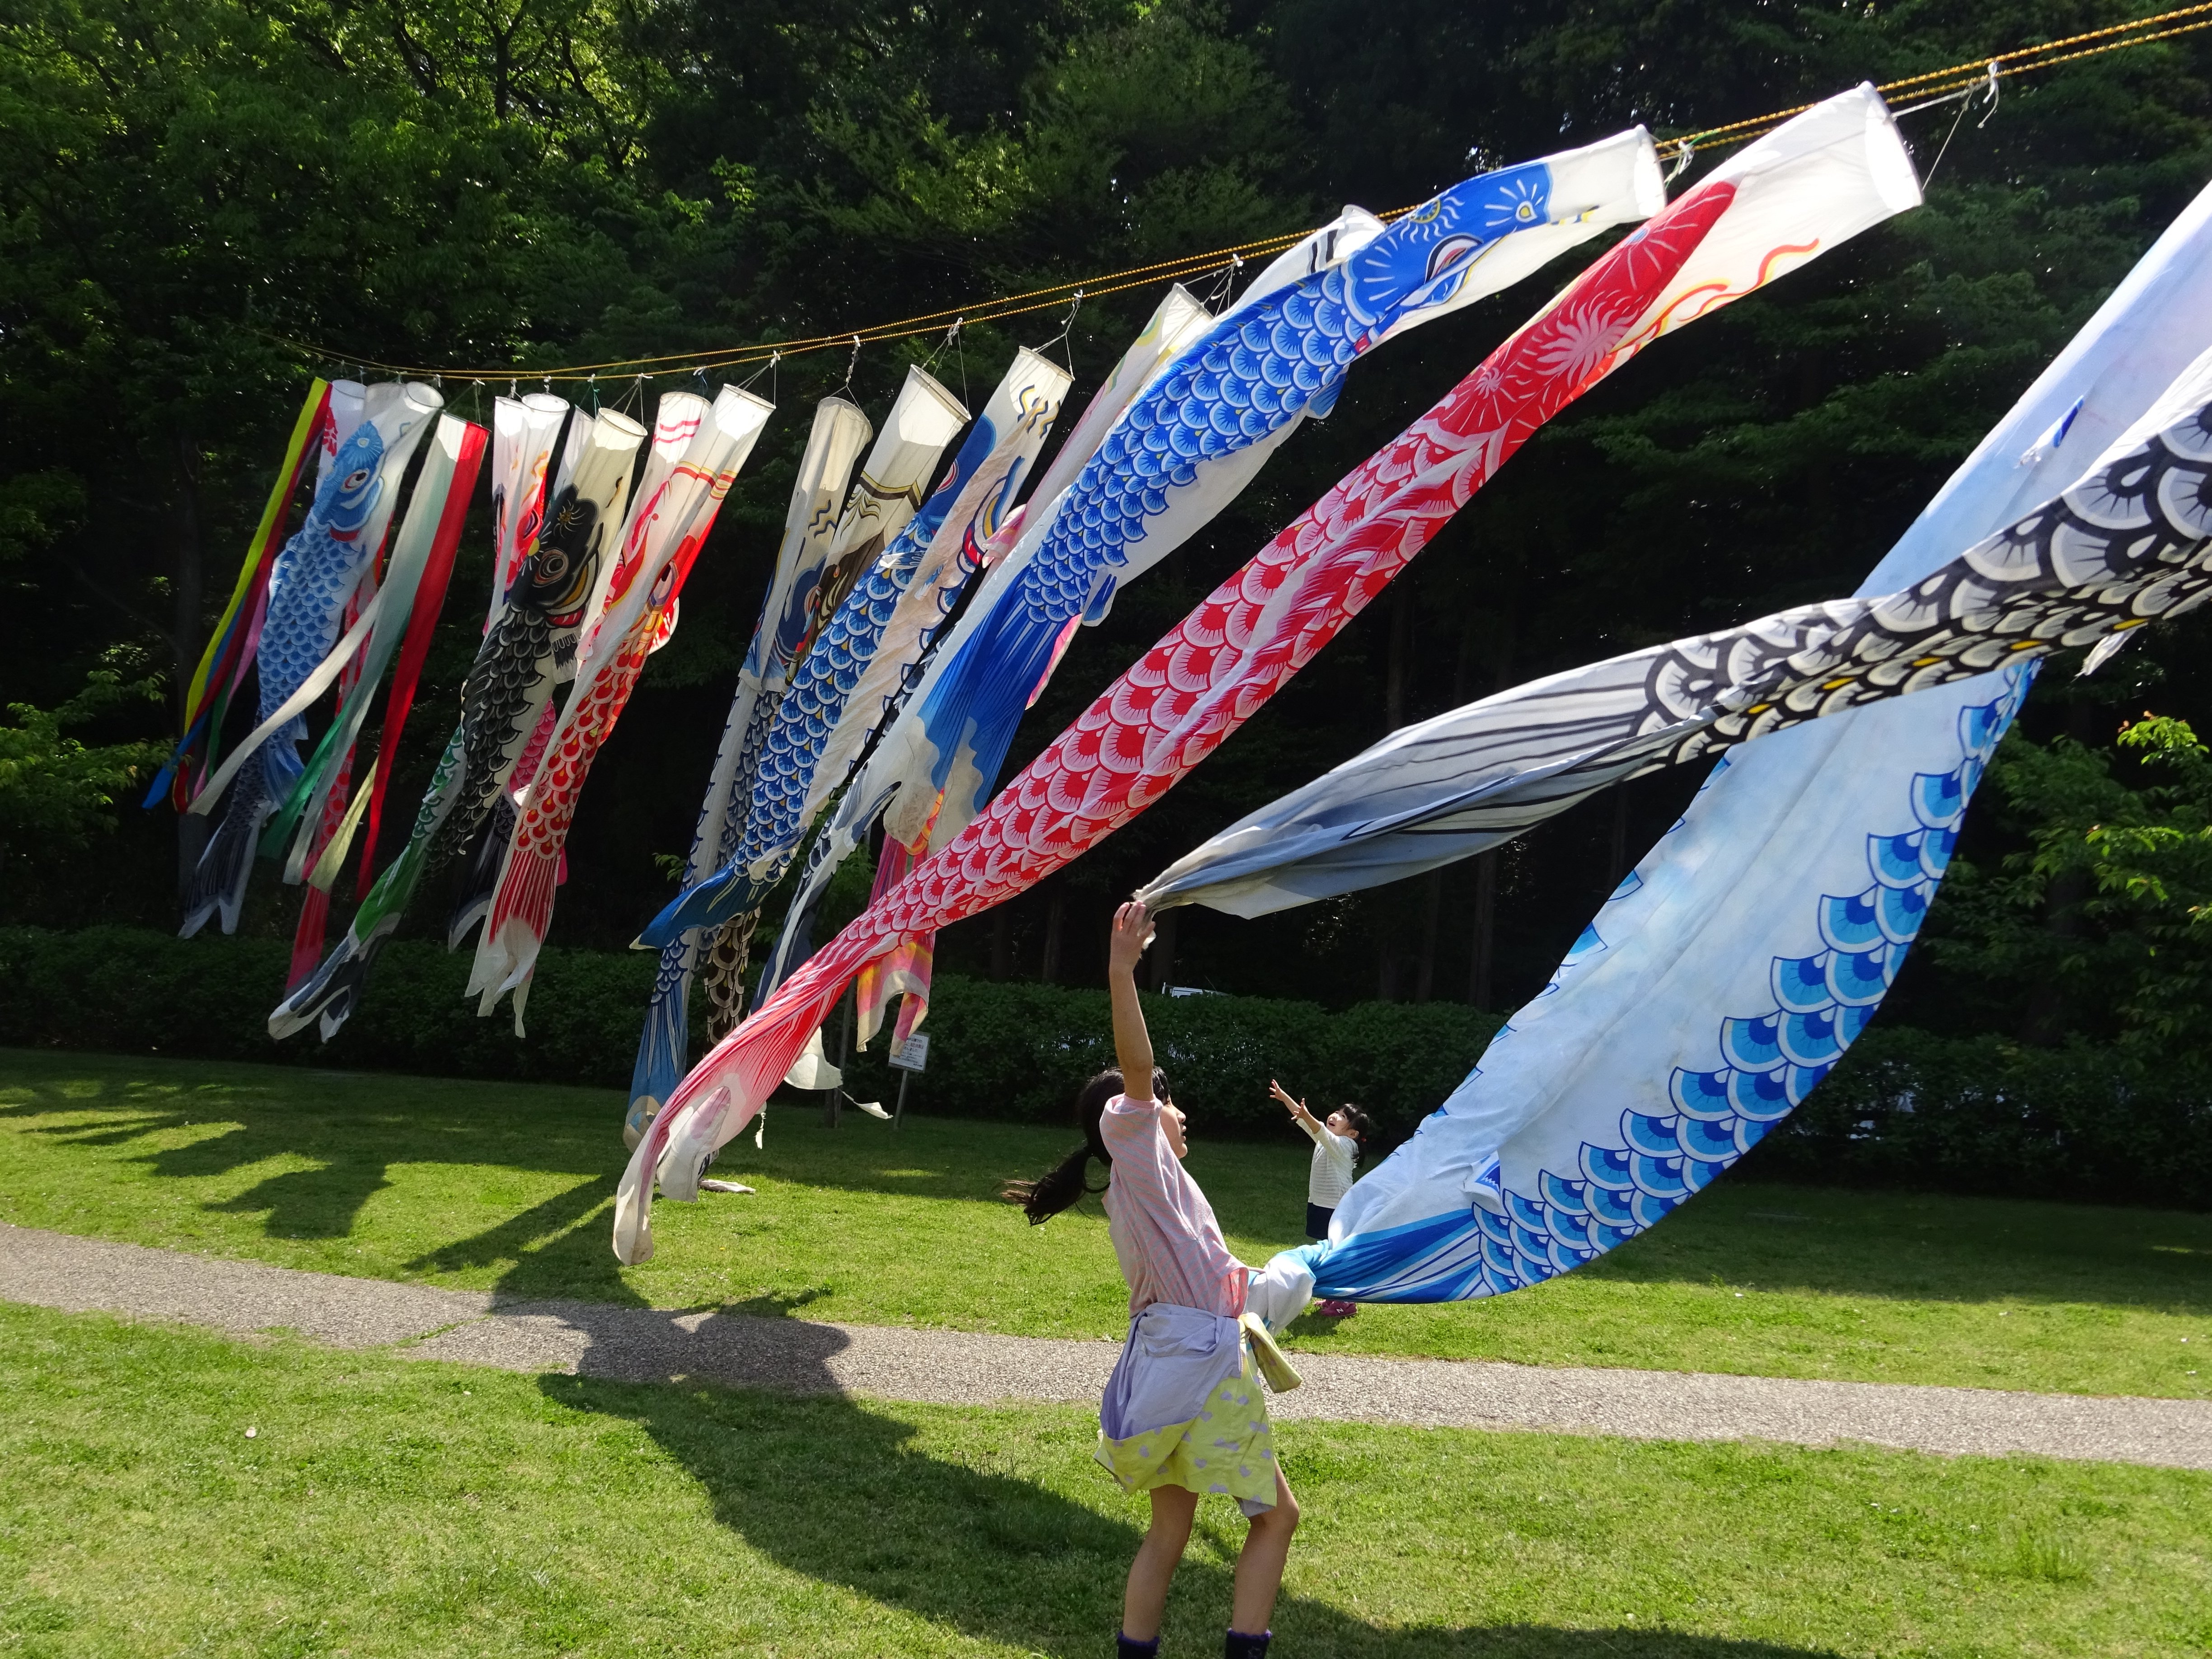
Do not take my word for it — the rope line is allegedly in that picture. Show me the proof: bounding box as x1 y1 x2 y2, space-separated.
275 3 2212 387
1657 3 2212 159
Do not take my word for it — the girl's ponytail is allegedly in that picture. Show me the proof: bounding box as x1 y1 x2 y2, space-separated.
1003 1065 1167 1225
1005 1141 1101 1225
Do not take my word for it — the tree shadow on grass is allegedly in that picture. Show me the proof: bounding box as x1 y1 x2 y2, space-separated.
402 1175 639 1302
543 1357 1846 1659
0 1069 642 1302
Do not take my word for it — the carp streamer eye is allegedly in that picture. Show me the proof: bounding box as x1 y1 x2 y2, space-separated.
343 468 373 492
539 550 569 581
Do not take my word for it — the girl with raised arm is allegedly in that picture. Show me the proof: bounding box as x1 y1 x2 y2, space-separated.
1006 900 1300 1659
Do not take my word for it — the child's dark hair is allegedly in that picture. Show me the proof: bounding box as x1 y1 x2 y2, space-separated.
1003 1065 1172 1224
1338 1103 1375 1147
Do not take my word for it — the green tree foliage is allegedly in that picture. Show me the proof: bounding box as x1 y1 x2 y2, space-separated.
3 0 2212 1071
0 668 163 863
1922 705 2212 1063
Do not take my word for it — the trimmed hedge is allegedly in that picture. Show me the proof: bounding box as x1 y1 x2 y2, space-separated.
1755 1025 2212 1211
0 927 1501 1137
2 927 2205 1207
0 925 664 1088
832 977 1504 1139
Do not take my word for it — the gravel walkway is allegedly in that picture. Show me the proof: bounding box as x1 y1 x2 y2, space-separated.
6 1222 2208 1470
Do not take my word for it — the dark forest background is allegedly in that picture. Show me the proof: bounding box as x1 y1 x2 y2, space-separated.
9 0 2212 1077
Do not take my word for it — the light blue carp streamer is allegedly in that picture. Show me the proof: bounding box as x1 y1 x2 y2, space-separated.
638 151 1626 951
1283 177 2212 1307
180 421 389 937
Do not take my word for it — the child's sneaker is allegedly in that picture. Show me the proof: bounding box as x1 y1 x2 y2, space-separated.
1317 1298 1358 1317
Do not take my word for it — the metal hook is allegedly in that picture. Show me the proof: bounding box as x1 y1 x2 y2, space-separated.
1978 59 2002 128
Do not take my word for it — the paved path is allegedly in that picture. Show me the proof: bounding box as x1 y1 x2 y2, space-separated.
6 1223 2208 1470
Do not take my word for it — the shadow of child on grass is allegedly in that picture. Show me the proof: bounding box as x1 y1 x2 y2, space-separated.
541 1361 1844 1659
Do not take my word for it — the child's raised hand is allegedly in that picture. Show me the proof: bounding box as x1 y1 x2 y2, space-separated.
1108 900 1155 977
1269 1078 1306 1117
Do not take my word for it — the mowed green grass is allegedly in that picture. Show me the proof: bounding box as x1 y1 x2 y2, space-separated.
4 1302 2207 1659
3 1048 2208 1398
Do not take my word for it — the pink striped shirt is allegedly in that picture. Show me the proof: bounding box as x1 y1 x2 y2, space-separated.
1099 1094 1247 1319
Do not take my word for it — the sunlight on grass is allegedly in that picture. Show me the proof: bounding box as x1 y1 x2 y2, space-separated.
3 1303 2208 1659
5 1048 2210 1397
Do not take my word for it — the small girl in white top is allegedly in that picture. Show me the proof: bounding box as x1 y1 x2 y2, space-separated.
1268 1080 1371 1317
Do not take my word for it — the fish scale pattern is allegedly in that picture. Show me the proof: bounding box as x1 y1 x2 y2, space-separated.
616 179 1748 1261
740 395 1040 892
1294 670 2027 1304
255 423 389 792
909 160 1561 809
181 422 392 938
1440 674 2025 1302
1018 273 1363 623
1142 386 2212 914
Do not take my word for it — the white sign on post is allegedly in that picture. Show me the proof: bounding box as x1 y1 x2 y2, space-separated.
889 1033 930 1073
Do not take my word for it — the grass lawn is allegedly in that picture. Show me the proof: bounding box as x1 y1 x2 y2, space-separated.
3 1047 2208 1398
4 1301 2207 1659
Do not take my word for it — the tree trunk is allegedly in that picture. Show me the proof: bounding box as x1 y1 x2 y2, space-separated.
1415 869 1441 1002
1149 906 1178 993
1470 849 1497 1008
2020 697 2098 1044
171 431 208 900
1385 576 1415 733
1040 886 1065 983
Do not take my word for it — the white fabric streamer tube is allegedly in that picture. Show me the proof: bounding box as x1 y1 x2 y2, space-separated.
755 290 1221 997
282 413 472 880
624 397 873 1134
467 386 774 1007
486 393 570 628
1307 172 2212 1305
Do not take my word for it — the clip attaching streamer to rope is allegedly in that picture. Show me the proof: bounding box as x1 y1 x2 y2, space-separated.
1666 140 1695 182
1044 290 1084 373
739 349 780 395
1978 59 2003 127
1204 255 1245 312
